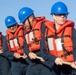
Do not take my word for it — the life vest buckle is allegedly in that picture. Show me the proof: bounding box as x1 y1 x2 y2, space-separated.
60 51 72 58
32 38 39 44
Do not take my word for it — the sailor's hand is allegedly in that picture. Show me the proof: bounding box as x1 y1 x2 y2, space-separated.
36 56 45 62
0 50 3 54
55 58 63 65
28 52 45 62
28 52 37 59
14 52 21 59
70 62 76 69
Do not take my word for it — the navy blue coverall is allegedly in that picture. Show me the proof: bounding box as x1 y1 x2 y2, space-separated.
24 40 56 75
3 36 29 75
23 23 57 75
40 24 76 75
0 35 11 75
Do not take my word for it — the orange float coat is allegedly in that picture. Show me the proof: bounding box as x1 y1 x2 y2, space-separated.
45 20 74 62
6 25 24 55
24 16 45 52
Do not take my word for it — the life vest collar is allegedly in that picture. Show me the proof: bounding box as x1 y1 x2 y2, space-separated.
32 16 45 29
45 20 74 34
6 25 23 37
25 16 45 32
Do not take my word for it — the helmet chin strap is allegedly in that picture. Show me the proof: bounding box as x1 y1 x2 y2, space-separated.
27 14 35 30
28 19 32 30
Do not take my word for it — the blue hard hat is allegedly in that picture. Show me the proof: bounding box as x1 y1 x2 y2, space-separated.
5 16 17 27
18 7 34 23
51 1 69 15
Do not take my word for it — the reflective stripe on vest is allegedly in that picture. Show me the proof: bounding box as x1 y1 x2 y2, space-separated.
48 38 63 51
9 38 19 48
25 30 40 51
25 31 34 44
